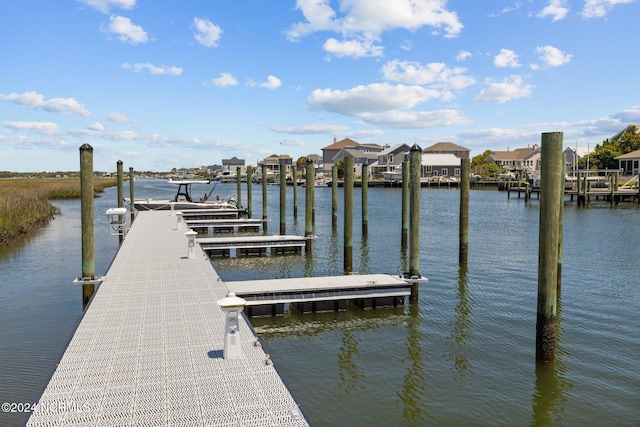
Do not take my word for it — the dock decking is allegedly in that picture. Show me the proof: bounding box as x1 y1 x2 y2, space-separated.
27 211 309 427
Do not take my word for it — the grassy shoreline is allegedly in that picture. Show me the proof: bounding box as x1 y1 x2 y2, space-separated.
0 177 118 246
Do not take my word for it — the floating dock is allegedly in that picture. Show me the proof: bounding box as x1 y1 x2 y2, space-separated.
197 235 309 257
185 218 266 233
227 274 413 317
26 210 309 427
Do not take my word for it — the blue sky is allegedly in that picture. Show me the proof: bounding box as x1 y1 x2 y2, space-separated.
1 0 639 172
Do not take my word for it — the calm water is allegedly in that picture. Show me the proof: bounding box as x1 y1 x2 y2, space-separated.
1 179 638 426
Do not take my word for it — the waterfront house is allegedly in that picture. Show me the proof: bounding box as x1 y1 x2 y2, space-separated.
331 148 380 178
370 144 410 178
423 142 470 159
421 153 461 179
615 149 640 176
221 157 245 174
321 138 382 172
486 146 538 177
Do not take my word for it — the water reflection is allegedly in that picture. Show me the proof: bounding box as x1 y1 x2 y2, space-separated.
359 234 370 273
531 297 572 426
338 327 365 393
398 300 429 425
446 266 475 380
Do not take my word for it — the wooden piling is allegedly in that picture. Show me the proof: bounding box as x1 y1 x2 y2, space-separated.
128 167 135 224
305 159 314 252
236 166 242 208
261 164 268 233
401 162 409 248
116 160 124 245
558 155 564 292
292 165 298 219
361 163 369 236
279 160 287 235
409 144 422 300
80 144 95 308
332 165 338 228
459 158 470 265
536 132 563 362
344 155 354 274
246 166 253 218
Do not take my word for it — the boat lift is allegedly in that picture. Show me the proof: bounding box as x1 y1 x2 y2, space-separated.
106 207 128 238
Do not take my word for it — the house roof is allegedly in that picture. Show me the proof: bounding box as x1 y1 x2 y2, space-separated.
322 138 359 150
614 149 640 160
379 143 410 156
332 148 379 163
421 153 461 166
487 147 534 161
610 124 639 141
423 142 470 153
222 157 245 164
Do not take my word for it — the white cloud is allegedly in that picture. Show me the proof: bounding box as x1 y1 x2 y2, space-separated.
494 49 520 68
122 63 183 75
582 0 635 18
308 83 443 115
538 0 569 21
287 0 463 58
536 45 572 67
87 122 105 131
474 75 533 103
323 37 383 57
193 17 222 47
3 121 61 136
359 109 470 128
259 75 282 89
456 50 472 61
271 124 350 134
0 91 92 116
104 15 148 44
77 0 135 13
209 72 238 87
108 112 136 122
381 60 476 91
611 105 640 122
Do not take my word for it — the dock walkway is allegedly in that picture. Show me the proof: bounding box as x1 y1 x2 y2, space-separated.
27 210 308 426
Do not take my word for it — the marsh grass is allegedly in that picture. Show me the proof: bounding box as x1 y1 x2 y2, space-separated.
0 177 117 245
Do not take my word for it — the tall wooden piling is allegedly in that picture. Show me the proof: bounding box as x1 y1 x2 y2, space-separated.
305 160 314 252
409 144 422 300
129 167 135 223
292 165 298 219
332 165 338 228
459 158 470 265
279 160 287 235
261 164 268 233
236 166 242 208
116 160 124 245
343 155 354 274
558 155 565 292
401 161 409 248
361 163 369 236
80 144 95 308
246 166 253 218
536 132 563 362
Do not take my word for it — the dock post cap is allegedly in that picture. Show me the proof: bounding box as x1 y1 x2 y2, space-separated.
217 292 246 310
184 229 198 237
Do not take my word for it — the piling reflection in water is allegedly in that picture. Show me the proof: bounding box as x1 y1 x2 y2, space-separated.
531 297 573 427
338 327 364 394
398 300 428 425
446 266 475 381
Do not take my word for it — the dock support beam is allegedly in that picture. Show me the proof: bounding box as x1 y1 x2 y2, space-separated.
116 160 124 245
246 166 253 218
536 132 563 362
344 156 354 274
262 164 268 233
362 162 369 236
129 167 135 224
279 160 287 235
236 166 242 209
401 161 409 249
459 158 470 265
80 144 95 308
332 165 338 229
305 160 314 252
409 144 422 300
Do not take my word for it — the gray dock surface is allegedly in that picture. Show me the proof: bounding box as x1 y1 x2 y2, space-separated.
27 210 308 427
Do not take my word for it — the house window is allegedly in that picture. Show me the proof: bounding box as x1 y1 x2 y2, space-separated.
454 168 460 177
442 168 448 176
389 154 393 163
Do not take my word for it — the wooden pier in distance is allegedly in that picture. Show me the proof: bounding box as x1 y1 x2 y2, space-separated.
26 210 309 427
227 274 413 317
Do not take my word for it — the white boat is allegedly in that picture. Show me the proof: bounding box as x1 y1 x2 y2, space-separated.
132 179 246 213
382 168 403 181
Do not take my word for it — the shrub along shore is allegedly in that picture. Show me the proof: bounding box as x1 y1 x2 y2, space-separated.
0 177 117 246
